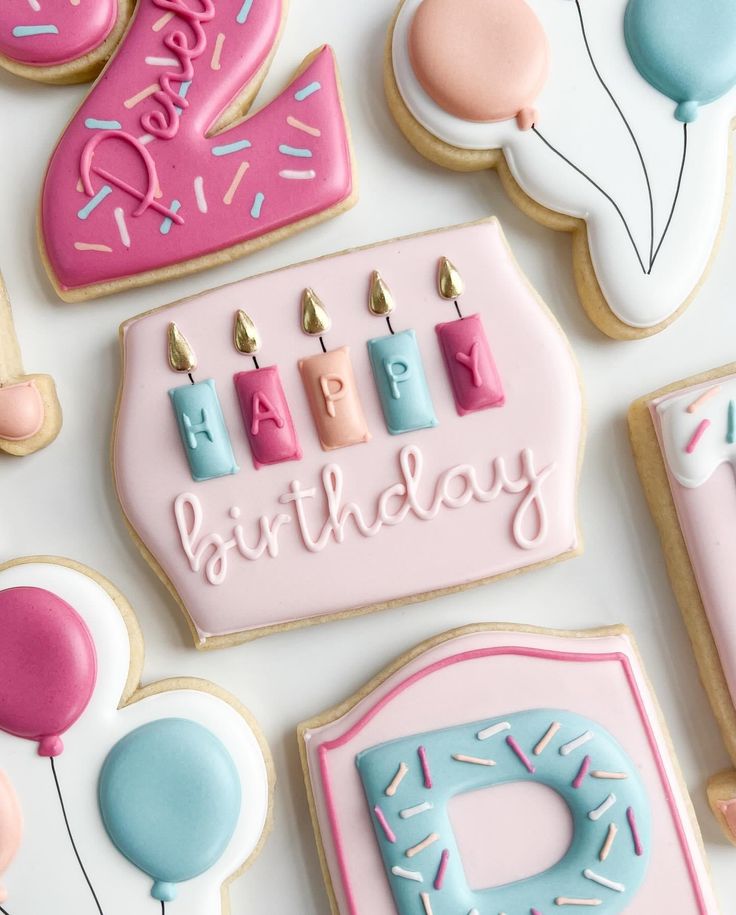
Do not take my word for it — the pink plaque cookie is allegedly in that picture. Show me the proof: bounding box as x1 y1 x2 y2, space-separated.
114 220 583 647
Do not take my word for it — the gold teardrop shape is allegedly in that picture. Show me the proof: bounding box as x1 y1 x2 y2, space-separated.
301 288 331 336
234 309 261 355
368 270 395 317
438 257 464 300
168 322 197 373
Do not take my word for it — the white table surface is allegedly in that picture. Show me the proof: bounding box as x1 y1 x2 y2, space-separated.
2 1 736 911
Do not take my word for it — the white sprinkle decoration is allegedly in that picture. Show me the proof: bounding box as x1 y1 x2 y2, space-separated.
391 866 422 883
534 721 561 756
406 833 439 858
138 134 155 145
452 754 496 767
145 56 179 66
194 176 208 214
420 892 433 915
583 869 625 893
385 762 409 797
113 207 130 248
588 793 616 821
554 898 602 907
28 0 41 10
399 801 432 819
476 721 511 741
279 169 316 180
560 731 594 756
591 771 628 780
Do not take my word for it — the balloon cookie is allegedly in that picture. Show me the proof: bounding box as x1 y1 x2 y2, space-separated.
113 219 584 648
630 364 736 846
387 0 736 339
39 0 356 302
0 274 61 457
0 0 134 84
0 556 273 913
299 623 718 914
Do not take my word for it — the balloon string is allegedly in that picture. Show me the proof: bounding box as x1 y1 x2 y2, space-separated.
649 122 688 273
531 126 647 273
0 904 10 915
49 757 105 915
161 903 165 915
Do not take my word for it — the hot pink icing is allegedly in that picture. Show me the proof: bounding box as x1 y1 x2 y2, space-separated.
40 0 354 296
301 630 716 914
0 771 21 904
234 365 302 469
113 221 582 643
0 0 118 67
0 586 97 757
0 381 45 441
407 0 549 128
436 313 504 415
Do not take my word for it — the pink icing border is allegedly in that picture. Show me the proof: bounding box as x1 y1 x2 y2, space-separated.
316 646 709 915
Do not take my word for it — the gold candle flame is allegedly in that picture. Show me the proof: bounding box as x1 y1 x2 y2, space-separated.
368 270 395 317
438 257 464 300
301 288 331 336
168 322 197 373
234 309 261 355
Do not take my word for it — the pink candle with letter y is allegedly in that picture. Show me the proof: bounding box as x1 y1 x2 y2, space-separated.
436 313 504 415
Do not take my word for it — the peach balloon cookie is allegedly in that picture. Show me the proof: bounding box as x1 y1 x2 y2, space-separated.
39 0 356 301
386 0 736 339
299 624 719 915
630 363 736 846
113 219 584 647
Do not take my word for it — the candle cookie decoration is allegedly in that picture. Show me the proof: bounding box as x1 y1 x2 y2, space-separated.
0 556 273 913
299 624 718 914
39 0 356 302
167 323 238 483
0 0 133 85
114 220 583 647
233 310 301 470
387 0 736 338
435 257 504 415
298 289 371 451
367 271 438 435
0 275 61 457
630 363 736 844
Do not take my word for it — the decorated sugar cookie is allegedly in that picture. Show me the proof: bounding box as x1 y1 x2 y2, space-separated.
0 0 133 84
0 556 273 912
0 274 61 457
0 773 21 905
386 0 736 339
299 624 718 914
39 0 356 301
630 365 736 846
113 220 584 647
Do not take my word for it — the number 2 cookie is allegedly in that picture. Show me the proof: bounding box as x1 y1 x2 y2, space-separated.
39 0 356 301
386 0 736 339
299 623 718 914
0 0 134 84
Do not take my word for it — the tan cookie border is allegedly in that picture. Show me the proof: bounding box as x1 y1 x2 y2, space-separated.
629 364 736 844
384 0 736 341
0 554 276 912
297 621 714 915
111 217 585 650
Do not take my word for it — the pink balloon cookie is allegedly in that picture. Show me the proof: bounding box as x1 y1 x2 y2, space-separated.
299 624 718 914
0 0 134 84
114 220 583 647
0 556 273 914
39 0 356 302
631 364 736 845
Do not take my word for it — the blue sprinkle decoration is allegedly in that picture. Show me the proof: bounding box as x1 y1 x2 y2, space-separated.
278 144 313 158
236 0 254 24
77 185 112 220
250 193 265 219
728 400 735 444
160 200 182 236
294 82 321 102
179 81 192 99
211 139 252 156
85 118 123 130
12 24 59 37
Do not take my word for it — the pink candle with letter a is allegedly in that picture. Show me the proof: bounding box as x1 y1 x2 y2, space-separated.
436 313 504 415
234 366 301 469
299 346 370 450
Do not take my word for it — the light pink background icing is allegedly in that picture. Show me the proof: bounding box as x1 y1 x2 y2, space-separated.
0 771 21 903
114 221 582 641
302 629 717 914
0 0 118 66
651 379 736 709
41 0 353 292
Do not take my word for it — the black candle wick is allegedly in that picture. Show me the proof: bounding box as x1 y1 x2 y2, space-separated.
252 355 260 370
188 372 195 385
454 300 463 319
386 316 395 335
319 336 327 354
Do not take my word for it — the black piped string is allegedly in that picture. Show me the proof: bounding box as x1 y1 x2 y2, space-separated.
0 904 11 915
50 758 104 915
160 902 165 915
574 0 656 268
649 122 688 272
